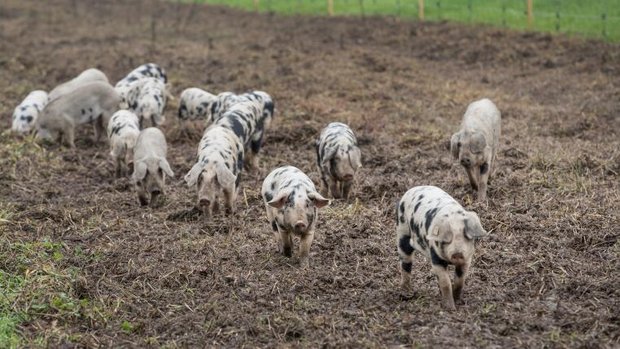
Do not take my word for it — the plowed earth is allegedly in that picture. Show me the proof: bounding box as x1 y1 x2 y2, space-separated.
1 0 619 347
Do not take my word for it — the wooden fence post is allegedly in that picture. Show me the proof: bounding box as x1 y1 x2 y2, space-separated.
253 0 259 12
527 0 533 29
418 0 425 21
327 0 334 16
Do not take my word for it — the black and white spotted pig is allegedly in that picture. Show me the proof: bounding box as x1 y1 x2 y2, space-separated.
132 127 174 207
261 166 330 267
115 63 167 109
134 78 167 128
12 90 48 134
178 88 217 121
315 122 362 199
450 98 501 201
184 125 244 217
107 110 140 178
397 185 488 310
214 97 268 171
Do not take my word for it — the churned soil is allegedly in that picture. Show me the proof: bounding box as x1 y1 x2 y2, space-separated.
1 0 619 347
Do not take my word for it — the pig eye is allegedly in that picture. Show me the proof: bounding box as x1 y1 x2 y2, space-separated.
158 168 163 176
136 180 142 186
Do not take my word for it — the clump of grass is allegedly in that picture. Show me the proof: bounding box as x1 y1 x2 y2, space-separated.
0 227 110 346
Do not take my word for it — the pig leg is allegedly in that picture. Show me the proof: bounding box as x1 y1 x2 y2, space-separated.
299 230 315 268
224 185 236 214
281 230 293 258
137 187 149 206
319 174 329 197
453 263 469 302
115 156 123 178
478 162 490 201
266 207 282 253
149 192 160 208
465 166 478 192
397 226 414 288
342 180 353 199
328 176 341 199
432 265 456 311
93 116 105 143
63 127 76 148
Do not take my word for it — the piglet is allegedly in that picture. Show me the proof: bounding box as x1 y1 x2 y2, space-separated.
262 166 330 268
132 127 174 207
315 122 362 199
397 185 488 310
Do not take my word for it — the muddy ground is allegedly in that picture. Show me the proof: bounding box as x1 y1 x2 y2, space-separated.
1 0 619 347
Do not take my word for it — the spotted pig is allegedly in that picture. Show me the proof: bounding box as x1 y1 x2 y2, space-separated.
178 88 217 121
214 92 274 170
315 122 362 199
107 110 140 177
134 78 167 128
184 125 244 217
397 185 488 310
115 63 167 109
11 90 48 134
261 166 330 268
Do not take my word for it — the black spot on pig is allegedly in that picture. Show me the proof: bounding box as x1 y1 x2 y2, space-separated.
430 247 448 268
401 261 412 273
424 208 438 232
480 162 489 175
264 191 273 202
399 235 414 255
414 201 421 213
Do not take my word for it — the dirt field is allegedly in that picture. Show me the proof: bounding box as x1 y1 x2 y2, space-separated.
1 0 619 347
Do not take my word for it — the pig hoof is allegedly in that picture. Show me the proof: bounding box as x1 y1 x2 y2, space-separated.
139 197 149 206
283 247 292 258
299 258 310 269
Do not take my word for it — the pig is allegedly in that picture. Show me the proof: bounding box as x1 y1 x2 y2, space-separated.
214 92 274 171
261 166 330 267
396 185 488 310
450 98 501 201
133 77 167 128
315 122 362 199
131 127 174 207
107 110 140 177
35 81 121 147
115 63 168 109
11 90 48 134
184 125 244 217
48 68 109 101
177 87 217 121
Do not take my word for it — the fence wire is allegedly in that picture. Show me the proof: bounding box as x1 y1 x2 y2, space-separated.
199 0 620 41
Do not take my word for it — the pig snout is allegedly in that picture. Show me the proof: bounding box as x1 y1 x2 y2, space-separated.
460 158 472 167
294 221 307 231
199 198 211 207
342 173 354 181
451 252 466 265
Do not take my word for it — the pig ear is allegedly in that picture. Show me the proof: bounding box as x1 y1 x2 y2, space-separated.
132 161 147 182
216 164 236 188
322 146 337 166
470 133 487 154
427 223 453 243
267 191 291 209
464 211 488 239
184 162 204 186
450 132 461 160
348 146 362 169
308 192 330 208
159 158 175 178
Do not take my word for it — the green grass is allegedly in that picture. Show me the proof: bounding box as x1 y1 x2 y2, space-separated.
196 0 620 41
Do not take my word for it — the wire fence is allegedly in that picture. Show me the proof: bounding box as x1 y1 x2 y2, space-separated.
199 0 620 41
